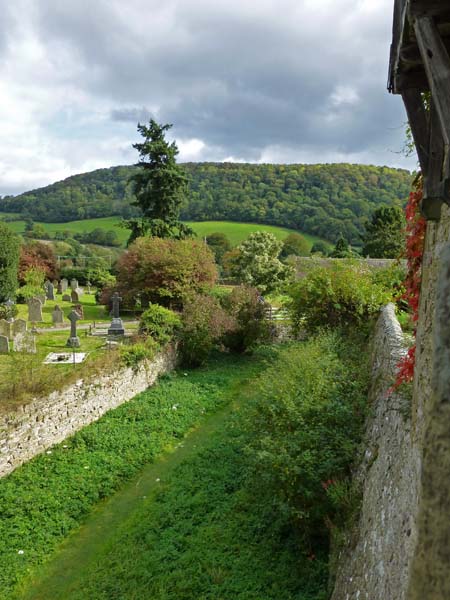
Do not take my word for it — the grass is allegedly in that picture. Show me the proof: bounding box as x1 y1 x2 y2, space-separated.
1 214 327 249
2 349 319 599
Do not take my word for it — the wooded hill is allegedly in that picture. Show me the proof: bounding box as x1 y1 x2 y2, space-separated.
0 163 412 243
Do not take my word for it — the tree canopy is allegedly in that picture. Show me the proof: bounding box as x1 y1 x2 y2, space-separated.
0 163 412 244
234 231 292 294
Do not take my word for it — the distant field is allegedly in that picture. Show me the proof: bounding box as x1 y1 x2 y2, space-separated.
0 214 329 249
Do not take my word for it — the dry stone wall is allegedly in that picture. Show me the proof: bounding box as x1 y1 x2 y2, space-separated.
332 304 421 600
0 347 177 478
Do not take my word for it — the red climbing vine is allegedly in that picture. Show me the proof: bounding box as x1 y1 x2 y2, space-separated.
394 176 426 387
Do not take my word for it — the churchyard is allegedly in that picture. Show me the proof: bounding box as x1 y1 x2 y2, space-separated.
0 280 138 411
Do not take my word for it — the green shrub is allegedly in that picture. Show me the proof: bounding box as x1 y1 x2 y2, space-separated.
243 331 369 546
222 285 271 353
120 338 159 371
138 303 181 344
289 260 391 331
180 293 235 367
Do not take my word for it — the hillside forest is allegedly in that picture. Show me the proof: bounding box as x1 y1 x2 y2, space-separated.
0 163 412 244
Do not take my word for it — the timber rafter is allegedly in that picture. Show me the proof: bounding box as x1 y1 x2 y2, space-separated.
389 0 450 219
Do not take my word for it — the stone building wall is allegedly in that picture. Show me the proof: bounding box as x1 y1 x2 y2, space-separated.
331 304 421 600
0 347 177 478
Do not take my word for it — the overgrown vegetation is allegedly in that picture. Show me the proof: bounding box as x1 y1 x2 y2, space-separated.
289 260 392 331
1 352 274 598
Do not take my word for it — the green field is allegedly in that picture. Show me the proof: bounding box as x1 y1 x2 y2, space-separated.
1 214 329 249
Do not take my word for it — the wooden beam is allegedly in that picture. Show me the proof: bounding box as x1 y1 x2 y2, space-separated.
402 89 429 173
393 68 429 93
422 99 445 220
409 1 450 20
415 16 450 146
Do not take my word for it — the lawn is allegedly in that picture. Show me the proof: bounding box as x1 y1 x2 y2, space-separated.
1 214 329 249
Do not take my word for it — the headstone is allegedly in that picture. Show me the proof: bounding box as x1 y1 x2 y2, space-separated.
62 294 71 302
53 279 58 288
28 297 43 322
71 289 79 303
61 278 68 293
57 281 63 294
108 292 125 335
0 319 11 339
46 282 55 301
12 319 27 337
14 331 36 353
70 279 78 291
0 335 9 353
52 305 64 325
66 310 81 348
4 299 15 322
73 304 84 319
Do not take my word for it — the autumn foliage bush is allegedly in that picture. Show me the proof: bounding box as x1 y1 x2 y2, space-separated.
179 293 235 367
19 241 57 283
114 237 218 309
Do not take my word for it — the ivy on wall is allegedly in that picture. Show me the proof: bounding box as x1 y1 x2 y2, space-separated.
395 176 426 387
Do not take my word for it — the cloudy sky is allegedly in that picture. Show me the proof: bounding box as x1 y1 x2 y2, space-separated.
0 0 416 196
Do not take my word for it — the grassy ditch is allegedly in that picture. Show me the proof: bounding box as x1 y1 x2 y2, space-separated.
4 332 370 599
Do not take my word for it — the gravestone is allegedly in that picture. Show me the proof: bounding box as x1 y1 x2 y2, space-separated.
61 279 68 293
46 282 55 301
71 289 80 303
53 279 58 288
57 281 63 294
4 299 15 322
52 305 64 325
70 279 78 291
66 310 81 348
37 294 46 306
0 320 11 340
0 335 9 353
73 304 84 319
14 331 36 353
108 292 125 335
62 294 71 302
28 298 43 322
12 319 27 337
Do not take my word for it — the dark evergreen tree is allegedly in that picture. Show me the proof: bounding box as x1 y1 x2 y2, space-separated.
125 120 193 244
362 206 405 258
329 235 354 258
0 223 20 301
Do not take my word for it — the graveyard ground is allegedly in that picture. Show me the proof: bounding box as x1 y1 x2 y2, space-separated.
0 292 139 412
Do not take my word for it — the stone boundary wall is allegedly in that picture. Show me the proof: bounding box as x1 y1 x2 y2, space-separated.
332 304 421 600
0 347 177 478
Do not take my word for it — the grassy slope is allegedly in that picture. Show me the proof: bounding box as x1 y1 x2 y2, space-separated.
1 215 328 248
5 349 326 600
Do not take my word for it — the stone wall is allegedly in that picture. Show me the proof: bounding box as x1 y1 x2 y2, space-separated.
407 205 450 600
0 347 177 478
332 304 421 600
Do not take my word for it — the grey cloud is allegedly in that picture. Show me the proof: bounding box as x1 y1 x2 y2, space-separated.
10 0 413 168
110 107 153 123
